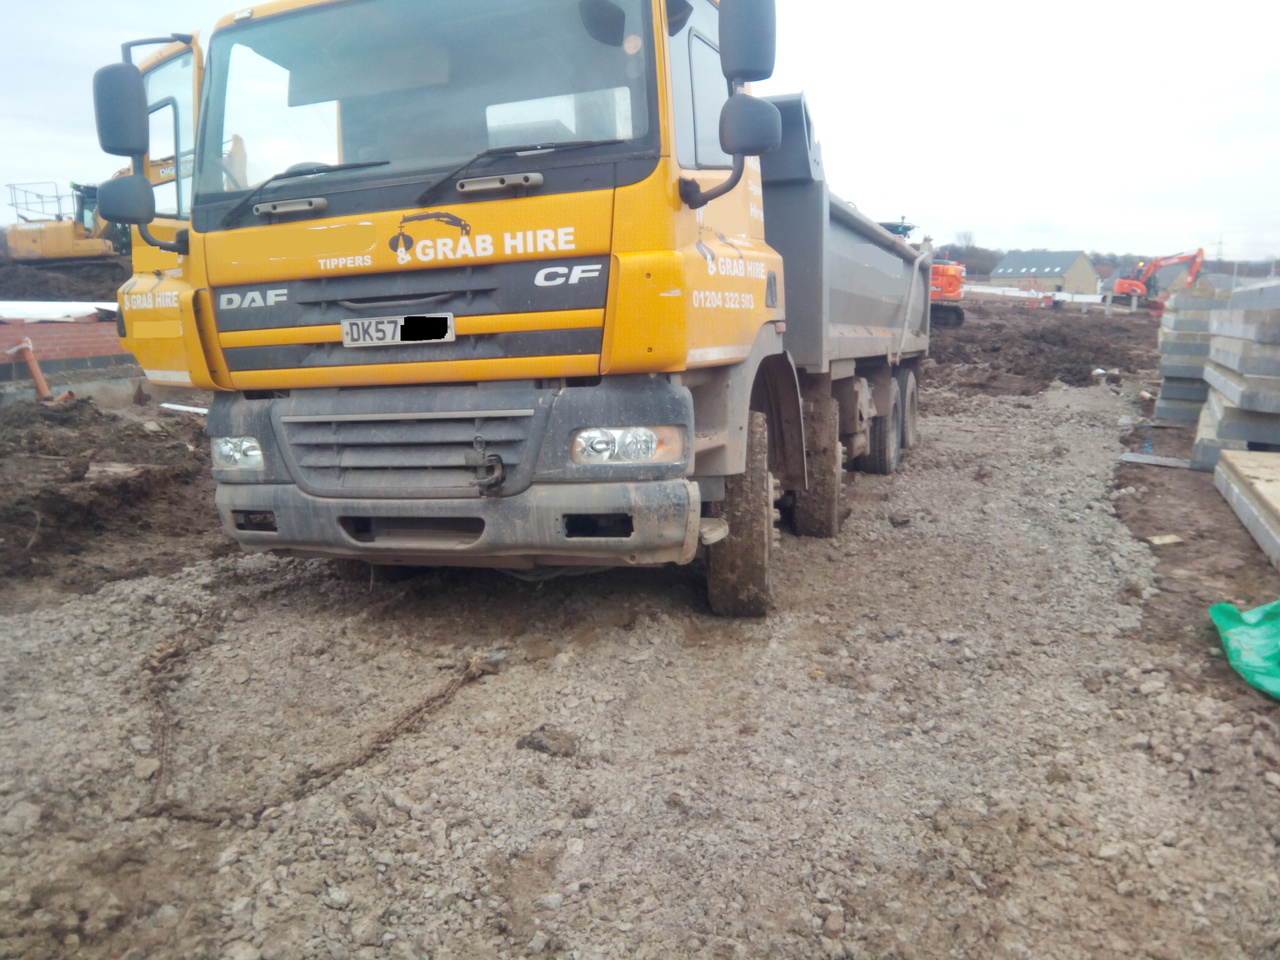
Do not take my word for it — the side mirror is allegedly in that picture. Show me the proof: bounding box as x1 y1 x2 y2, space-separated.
720 93 781 157
579 0 626 46
97 174 156 225
93 62 149 158
719 0 776 82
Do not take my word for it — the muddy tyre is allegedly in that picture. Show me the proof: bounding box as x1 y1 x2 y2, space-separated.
856 377 901 476
896 367 919 450
793 394 844 538
706 411 774 617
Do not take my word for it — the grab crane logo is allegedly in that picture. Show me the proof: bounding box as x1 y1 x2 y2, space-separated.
389 212 477 265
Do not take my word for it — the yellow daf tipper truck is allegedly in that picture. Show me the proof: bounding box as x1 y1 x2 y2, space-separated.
92 0 930 615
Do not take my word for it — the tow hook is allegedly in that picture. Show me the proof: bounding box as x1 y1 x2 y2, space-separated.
467 436 505 494
474 454 505 494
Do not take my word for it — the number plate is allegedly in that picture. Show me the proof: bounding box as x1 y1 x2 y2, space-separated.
341 314 455 347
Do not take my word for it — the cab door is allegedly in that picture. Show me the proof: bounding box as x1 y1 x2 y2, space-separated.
116 36 221 389
135 36 203 275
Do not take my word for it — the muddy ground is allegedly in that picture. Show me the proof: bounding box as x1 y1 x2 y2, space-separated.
2 304 1280 960
0 245 128 302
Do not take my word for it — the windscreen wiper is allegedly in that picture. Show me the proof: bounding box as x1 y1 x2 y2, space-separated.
219 160 390 229
414 140 623 206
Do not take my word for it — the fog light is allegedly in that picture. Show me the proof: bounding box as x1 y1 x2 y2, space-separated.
570 427 682 464
212 436 263 469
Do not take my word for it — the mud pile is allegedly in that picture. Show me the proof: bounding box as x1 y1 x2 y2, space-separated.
927 302 1161 394
0 398 225 601
0 251 128 302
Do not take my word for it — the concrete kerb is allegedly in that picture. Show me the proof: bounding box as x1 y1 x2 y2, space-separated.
1206 388 1280 446
1203 360 1280 415
1192 401 1249 471
1158 376 1209 402
1211 310 1280 345
1215 450 1280 571
1160 359 1210 380
1209 335 1280 378
1155 397 1205 422
1161 314 1213 333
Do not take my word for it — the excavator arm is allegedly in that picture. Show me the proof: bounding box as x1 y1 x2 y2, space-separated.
1115 248 1205 298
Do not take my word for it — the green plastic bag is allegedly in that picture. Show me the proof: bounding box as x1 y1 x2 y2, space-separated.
1209 599 1280 701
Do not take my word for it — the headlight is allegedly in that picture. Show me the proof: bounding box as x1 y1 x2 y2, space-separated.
211 436 264 469
570 426 683 465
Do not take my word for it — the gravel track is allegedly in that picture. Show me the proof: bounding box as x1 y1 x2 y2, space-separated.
3 375 1280 960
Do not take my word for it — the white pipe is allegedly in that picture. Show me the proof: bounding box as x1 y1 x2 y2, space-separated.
160 403 208 415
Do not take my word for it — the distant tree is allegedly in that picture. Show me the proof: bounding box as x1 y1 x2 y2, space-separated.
955 230 974 251
940 241 1002 276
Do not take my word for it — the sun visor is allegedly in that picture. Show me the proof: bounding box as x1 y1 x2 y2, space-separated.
288 39 449 106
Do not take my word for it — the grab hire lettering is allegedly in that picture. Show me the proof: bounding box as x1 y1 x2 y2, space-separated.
389 211 576 265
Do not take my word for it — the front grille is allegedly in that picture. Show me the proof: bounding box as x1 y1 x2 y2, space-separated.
277 406 538 499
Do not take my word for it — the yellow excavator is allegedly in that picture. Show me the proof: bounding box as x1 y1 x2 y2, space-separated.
5 180 132 262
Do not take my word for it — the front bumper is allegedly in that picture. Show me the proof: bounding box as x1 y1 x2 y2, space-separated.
215 478 701 568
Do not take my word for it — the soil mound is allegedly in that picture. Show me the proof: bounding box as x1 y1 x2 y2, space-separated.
0 398 227 601
927 301 1161 395
0 256 128 302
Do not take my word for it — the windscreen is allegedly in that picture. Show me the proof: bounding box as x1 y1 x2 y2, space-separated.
196 0 654 199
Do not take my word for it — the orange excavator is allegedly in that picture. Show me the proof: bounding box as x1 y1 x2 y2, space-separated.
928 252 966 328
1113 248 1204 315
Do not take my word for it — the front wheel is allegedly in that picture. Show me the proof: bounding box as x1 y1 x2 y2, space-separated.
706 411 776 617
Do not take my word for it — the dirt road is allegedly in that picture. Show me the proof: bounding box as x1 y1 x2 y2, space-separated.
2 306 1279 960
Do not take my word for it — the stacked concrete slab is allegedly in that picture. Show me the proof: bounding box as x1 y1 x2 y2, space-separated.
1155 296 1220 422
1215 450 1280 570
1191 282 1280 470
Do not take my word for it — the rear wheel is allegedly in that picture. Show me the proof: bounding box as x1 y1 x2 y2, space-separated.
897 368 919 450
856 377 901 476
706 411 775 617
793 394 845 538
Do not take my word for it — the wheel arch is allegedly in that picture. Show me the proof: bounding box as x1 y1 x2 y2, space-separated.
685 324 807 493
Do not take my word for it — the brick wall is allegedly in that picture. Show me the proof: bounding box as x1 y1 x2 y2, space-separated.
0 321 133 384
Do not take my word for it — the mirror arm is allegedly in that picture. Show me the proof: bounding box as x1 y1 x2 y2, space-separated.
120 34 194 64
679 154 745 210
138 224 189 256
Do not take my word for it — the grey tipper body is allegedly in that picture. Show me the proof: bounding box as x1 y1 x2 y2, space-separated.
762 93 931 375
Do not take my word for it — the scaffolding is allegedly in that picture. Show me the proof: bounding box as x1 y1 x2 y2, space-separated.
8 182 75 223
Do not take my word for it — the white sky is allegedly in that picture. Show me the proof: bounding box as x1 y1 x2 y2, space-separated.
3 0 1277 259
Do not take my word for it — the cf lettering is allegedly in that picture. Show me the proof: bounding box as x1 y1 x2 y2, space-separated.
534 263 604 287
535 267 569 286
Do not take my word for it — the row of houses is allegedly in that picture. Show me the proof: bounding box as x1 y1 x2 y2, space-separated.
975 251 1249 297
987 251 1100 295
